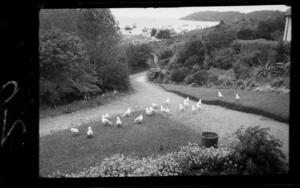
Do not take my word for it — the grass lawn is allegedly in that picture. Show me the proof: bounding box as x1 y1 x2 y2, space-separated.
160 84 289 124
40 110 203 177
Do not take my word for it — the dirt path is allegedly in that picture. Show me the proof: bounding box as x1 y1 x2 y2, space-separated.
39 71 289 160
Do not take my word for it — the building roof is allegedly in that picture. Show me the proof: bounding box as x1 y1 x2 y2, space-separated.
286 8 291 16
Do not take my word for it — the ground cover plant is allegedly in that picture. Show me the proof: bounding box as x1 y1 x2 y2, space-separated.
160 84 289 123
40 110 204 177
48 125 287 177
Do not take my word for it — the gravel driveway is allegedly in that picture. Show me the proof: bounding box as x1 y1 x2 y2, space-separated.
39 71 289 160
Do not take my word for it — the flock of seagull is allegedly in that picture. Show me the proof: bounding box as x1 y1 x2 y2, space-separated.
70 91 240 138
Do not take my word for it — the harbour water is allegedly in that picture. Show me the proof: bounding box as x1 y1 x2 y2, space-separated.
115 17 219 35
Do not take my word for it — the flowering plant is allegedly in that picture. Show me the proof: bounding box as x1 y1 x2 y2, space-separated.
48 143 239 177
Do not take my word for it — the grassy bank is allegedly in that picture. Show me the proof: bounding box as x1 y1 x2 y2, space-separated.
40 110 203 177
160 84 289 124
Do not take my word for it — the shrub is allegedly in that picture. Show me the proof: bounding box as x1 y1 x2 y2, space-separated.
251 59 277 80
123 43 152 70
159 48 173 60
237 28 256 40
49 143 238 177
185 70 208 85
176 37 205 69
229 126 288 175
156 30 171 39
96 62 130 91
39 28 101 105
203 24 237 55
233 61 252 80
151 28 157 37
207 47 235 70
171 67 190 83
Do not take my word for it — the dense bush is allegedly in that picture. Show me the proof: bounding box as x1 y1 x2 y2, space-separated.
232 61 252 80
171 67 190 83
206 47 235 70
39 28 101 105
175 37 205 69
151 28 157 37
185 70 208 85
237 28 256 40
229 126 288 174
123 43 152 70
96 62 130 91
156 29 171 39
255 16 285 41
158 47 173 60
203 24 237 55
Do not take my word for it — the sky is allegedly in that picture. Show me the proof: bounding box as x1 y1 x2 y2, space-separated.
110 5 290 19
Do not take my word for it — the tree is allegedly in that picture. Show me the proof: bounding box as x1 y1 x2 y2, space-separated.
39 28 101 105
123 43 152 69
156 30 171 39
176 37 205 69
151 28 157 37
39 9 78 33
75 9 122 66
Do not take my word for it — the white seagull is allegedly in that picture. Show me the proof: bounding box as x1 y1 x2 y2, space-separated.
102 115 113 125
160 105 166 113
183 99 189 107
122 108 131 117
165 107 170 114
87 127 93 138
179 104 185 112
218 91 224 98
164 98 170 105
149 106 157 114
145 107 153 116
191 105 197 114
198 99 202 104
152 103 159 109
235 94 240 99
104 113 110 119
116 117 122 127
133 115 143 124
70 128 79 136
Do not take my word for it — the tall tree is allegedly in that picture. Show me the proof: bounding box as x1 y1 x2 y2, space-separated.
75 9 122 67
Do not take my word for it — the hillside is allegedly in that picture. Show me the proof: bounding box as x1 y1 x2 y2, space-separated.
180 10 285 23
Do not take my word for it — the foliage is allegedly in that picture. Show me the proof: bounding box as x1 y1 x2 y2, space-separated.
156 29 171 39
96 62 130 91
185 70 208 85
276 55 290 78
175 37 205 69
171 67 191 83
39 9 78 33
39 28 101 105
274 41 291 63
229 126 288 174
151 28 157 37
255 16 285 40
231 39 278 55
237 28 256 40
251 59 277 80
158 47 173 60
75 9 121 66
49 143 238 177
205 47 235 70
123 43 152 70
232 61 252 80
203 24 237 55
